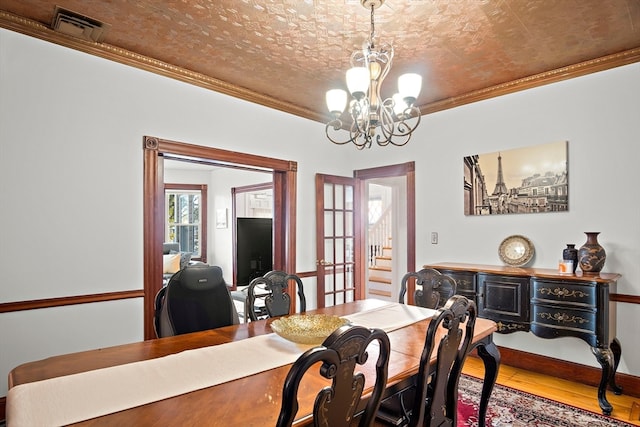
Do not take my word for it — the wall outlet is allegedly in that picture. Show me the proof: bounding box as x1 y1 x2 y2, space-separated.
431 232 438 244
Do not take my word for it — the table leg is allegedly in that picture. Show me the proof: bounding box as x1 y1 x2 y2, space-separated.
474 338 501 427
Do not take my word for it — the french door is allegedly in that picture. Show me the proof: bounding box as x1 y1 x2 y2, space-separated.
315 163 415 309
315 174 363 307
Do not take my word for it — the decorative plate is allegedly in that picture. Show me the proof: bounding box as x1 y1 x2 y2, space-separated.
498 235 535 267
271 314 350 345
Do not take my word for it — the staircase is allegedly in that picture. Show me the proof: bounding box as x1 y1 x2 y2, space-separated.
367 205 394 301
368 239 393 299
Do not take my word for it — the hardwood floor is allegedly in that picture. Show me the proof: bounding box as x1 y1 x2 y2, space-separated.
462 355 640 425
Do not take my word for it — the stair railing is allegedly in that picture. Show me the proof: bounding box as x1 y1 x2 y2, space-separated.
368 206 392 267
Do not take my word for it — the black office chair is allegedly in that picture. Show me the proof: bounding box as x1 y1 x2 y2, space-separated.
246 270 306 321
377 295 476 427
154 264 239 338
276 325 391 427
398 268 457 309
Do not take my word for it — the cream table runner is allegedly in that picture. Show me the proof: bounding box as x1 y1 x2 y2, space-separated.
7 302 434 427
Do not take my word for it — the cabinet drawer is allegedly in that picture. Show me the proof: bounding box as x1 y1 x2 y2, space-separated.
440 270 477 307
531 279 596 308
441 270 476 293
531 303 597 345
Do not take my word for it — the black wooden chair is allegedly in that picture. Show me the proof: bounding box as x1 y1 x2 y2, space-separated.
398 268 457 309
377 295 476 426
276 325 391 427
246 270 306 321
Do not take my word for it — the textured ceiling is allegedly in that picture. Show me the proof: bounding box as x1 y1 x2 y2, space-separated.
2 1 640 122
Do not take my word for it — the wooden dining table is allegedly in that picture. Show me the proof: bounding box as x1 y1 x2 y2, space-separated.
8 299 499 426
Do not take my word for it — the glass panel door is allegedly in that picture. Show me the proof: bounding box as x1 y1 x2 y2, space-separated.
315 174 360 307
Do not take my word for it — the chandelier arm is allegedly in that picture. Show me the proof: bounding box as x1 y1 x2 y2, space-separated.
324 118 374 149
385 109 421 147
391 106 422 137
387 134 412 147
375 134 391 147
325 119 358 145
350 123 371 149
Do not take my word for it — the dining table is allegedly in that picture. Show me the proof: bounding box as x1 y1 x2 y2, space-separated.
7 299 499 426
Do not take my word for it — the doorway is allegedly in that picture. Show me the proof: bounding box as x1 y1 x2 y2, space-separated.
315 162 415 307
365 176 407 302
357 163 415 304
142 136 297 340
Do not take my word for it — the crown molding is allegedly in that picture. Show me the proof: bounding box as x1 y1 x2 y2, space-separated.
0 11 325 123
2 10 639 122
419 47 640 115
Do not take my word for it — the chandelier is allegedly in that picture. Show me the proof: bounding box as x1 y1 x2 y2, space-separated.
325 0 422 149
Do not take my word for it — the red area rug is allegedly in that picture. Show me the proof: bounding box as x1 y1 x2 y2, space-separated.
458 374 635 426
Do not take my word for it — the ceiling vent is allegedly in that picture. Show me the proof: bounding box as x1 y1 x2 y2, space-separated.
51 6 110 43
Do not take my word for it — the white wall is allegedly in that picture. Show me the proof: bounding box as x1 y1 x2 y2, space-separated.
0 28 345 397
408 65 640 374
1 28 638 398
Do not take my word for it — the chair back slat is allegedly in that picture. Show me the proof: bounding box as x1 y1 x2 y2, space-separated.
409 295 477 427
399 268 457 309
247 270 306 321
277 325 390 427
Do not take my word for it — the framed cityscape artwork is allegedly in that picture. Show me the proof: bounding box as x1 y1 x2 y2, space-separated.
463 140 568 216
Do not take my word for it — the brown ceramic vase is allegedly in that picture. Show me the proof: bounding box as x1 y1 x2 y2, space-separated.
578 232 606 274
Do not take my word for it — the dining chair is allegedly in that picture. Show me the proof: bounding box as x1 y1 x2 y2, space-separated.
276 325 391 427
154 264 239 338
398 268 457 309
246 270 306 321
377 295 476 427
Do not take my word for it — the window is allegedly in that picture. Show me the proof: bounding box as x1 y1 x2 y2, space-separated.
165 184 207 261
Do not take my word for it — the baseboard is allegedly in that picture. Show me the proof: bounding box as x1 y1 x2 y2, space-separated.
490 346 640 398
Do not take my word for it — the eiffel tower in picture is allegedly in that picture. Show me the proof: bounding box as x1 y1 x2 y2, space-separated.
492 153 508 195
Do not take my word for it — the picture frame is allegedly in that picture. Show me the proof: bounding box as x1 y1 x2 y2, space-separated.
463 141 568 216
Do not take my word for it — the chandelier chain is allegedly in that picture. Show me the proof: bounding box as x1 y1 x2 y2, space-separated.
369 3 376 48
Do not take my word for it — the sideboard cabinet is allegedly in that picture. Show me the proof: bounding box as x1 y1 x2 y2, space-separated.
425 262 622 415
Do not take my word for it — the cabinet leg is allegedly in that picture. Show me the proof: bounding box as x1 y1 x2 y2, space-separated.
609 338 623 395
591 346 615 415
475 339 501 427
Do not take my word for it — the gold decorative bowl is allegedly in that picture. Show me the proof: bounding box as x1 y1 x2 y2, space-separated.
271 314 350 345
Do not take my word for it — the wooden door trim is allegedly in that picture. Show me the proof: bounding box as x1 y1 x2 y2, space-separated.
355 162 416 299
143 136 297 340
354 162 416 180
